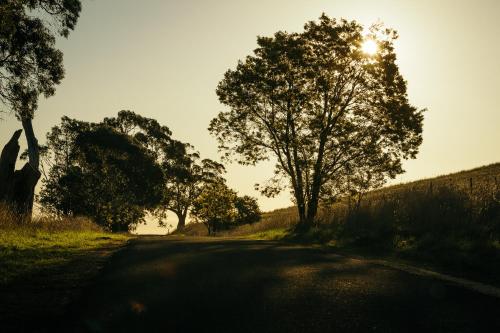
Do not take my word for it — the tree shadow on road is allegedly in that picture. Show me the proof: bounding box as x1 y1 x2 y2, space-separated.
60 237 500 333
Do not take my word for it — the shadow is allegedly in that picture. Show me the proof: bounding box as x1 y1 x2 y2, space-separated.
54 236 500 333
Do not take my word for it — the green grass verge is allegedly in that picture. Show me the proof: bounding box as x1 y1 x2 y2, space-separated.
0 229 130 285
244 228 289 240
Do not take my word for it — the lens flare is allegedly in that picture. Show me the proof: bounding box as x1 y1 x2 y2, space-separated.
362 39 378 55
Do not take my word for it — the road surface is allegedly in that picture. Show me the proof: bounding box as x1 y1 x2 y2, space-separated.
60 236 500 332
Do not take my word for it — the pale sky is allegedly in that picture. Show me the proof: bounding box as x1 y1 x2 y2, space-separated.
1 0 499 234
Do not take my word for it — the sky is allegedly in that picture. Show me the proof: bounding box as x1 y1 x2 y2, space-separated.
1 0 499 234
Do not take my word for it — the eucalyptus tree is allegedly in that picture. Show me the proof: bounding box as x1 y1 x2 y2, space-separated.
191 182 238 235
234 195 261 225
0 0 81 215
162 152 225 230
39 116 165 231
209 15 424 228
105 110 225 231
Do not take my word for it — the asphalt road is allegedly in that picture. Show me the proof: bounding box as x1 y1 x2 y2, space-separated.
60 236 500 332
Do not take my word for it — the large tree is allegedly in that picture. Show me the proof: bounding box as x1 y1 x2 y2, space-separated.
39 116 164 231
104 110 225 231
0 0 81 216
162 151 225 231
209 15 424 228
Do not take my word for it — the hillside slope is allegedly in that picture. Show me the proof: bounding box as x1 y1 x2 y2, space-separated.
257 162 500 225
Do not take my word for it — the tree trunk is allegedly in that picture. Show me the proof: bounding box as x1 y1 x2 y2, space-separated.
295 197 306 224
176 213 186 231
12 162 41 218
304 132 328 227
0 127 41 220
204 222 211 236
0 130 23 204
20 118 41 219
306 183 321 224
21 118 40 169
304 175 324 229
0 129 41 220
294 192 311 233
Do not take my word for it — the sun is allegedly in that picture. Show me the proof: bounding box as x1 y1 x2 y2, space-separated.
362 39 378 55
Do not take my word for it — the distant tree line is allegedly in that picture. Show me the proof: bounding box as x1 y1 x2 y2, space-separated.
35 111 260 232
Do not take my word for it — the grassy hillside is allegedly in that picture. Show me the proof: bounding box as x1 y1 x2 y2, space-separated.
227 162 499 232
220 163 500 284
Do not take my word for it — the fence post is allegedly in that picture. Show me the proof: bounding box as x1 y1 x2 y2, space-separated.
469 177 473 194
429 181 433 195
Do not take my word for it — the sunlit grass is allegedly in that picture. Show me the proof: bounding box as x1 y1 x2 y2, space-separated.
0 207 131 284
244 228 290 240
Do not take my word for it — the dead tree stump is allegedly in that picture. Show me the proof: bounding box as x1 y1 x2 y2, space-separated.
0 130 41 219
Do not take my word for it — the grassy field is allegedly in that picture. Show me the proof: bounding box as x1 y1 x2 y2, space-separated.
0 208 131 329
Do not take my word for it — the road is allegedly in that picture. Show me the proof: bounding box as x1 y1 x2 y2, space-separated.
60 236 500 332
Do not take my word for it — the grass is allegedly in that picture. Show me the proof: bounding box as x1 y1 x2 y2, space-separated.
0 228 129 284
0 207 131 284
0 207 132 329
244 228 289 240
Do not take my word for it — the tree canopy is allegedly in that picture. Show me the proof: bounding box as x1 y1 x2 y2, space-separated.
191 182 238 235
0 0 81 118
209 15 424 227
39 116 164 231
234 195 261 225
191 182 261 235
104 110 226 231
0 0 82 217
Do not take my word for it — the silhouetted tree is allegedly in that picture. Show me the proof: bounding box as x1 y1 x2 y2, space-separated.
191 182 237 235
210 15 424 229
39 117 164 231
104 110 226 231
234 195 261 225
0 0 81 217
162 153 226 231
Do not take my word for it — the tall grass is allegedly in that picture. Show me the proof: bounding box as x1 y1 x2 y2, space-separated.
335 176 500 251
0 204 102 233
225 164 500 251
0 205 129 284
220 207 298 237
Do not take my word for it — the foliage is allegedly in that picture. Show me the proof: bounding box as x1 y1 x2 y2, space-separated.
0 0 81 117
190 182 262 235
191 182 238 235
163 156 226 230
234 195 261 225
0 204 129 285
0 0 82 220
105 110 226 230
210 14 424 226
38 116 164 231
